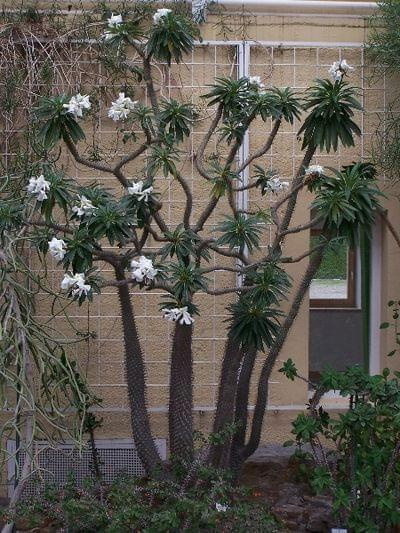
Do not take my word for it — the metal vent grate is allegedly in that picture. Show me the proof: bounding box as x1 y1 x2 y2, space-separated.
7 439 166 497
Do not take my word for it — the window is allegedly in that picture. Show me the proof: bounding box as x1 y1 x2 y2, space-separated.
309 229 356 308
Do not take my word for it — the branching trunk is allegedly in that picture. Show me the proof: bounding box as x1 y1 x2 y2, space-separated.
169 322 194 462
241 245 326 463
115 266 164 476
209 337 243 468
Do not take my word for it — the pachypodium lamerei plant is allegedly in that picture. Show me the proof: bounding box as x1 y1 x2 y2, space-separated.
3 6 383 480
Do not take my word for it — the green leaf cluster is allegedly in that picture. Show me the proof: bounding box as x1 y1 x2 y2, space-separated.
159 99 197 144
298 79 362 152
35 95 86 148
227 263 290 351
312 162 382 244
147 12 198 66
216 213 262 253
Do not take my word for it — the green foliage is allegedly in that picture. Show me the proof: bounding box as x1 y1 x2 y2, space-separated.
39 171 74 222
219 117 246 145
203 77 249 116
147 12 198 66
244 262 291 307
168 262 208 302
312 162 382 244
35 95 86 148
148 145 180 177
159 99 197 143
287 366 400 532
161 224 210 263
0 200 23 234
227 296 282 351
227 263 290 351
271 87 302 124
380 299 400 357
279 358 298 381
63 229 96 273
298 79 362 152
206 159 238 198
85 201 137 246
11 473 280 533
216 213 262 253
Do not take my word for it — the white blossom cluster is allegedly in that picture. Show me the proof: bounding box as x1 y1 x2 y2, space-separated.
328 59 354 82
108 92 137 122
266 176 289 193
130 256 158 283
153 8 172 24
108 13 123 27
248 75 265 91
27 174 50 201
48 237 66 261
305 165 324 176
63 93 91 119
103 13 123 41
72 195 97 218
162 306 194 325
61 272 91 297
215 503 228 513
127 180 154 202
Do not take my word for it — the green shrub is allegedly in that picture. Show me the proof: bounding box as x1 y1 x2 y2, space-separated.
10 471 280 532
281 364 400 532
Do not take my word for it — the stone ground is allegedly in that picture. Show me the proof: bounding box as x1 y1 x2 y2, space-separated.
242 444 335 532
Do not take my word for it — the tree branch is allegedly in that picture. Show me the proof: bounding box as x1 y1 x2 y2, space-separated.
176 171 193 229
194 103 223 181
234 119 281 188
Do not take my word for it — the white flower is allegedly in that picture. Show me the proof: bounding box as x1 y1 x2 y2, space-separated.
61 273 91 297
27 174 50 201
48 237 66 261
215 503 228 513
72 195 96 218
108 92 137 122
153 8 172 24
103 31 114 41
267 177 289 193
63 93 91 119
248 75 265 90
328 59 354 81
130 256 158 283
127 180 154 202
162 306 194 325
108 13 123 27
305 164 324 176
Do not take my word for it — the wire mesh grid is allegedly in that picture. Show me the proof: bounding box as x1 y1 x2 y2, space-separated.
7 439 166 497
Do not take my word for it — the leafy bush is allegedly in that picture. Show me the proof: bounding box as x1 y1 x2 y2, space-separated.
280 364 400 532
8 471 281 532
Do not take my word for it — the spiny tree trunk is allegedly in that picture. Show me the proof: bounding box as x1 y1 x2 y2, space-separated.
229 347 257 472
115 266 164 476
169 322 194 462
209 337 243 468
240 245 326 466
